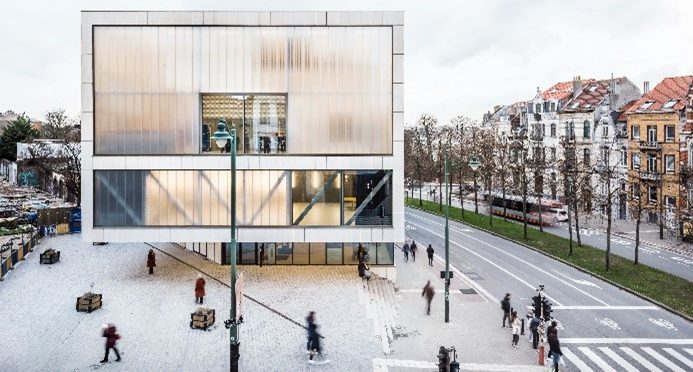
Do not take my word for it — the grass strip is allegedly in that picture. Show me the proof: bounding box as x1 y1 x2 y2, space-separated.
406 197 693 319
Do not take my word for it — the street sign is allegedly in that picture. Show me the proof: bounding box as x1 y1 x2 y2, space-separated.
235 272 244 320
440 271 454 279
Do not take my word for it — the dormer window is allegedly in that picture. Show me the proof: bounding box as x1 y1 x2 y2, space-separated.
663 99 678 109
589 85 598 92
571 102 580 109
640 101 654 110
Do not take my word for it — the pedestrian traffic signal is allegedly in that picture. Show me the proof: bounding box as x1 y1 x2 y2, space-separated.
541 298 552 321
532 296 542 318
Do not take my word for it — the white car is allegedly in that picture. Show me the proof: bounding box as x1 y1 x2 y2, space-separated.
549 207 569 222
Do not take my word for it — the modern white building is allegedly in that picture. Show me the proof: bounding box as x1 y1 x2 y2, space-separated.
80 11 404 276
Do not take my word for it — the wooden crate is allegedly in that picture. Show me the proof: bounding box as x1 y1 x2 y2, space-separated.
76 294 102 313
190 309 215 330
40 251 60 264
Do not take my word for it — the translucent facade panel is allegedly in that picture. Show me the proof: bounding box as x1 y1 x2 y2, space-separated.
326 243 343 265
376 243 394 265
95 170 289 226
291 170 341 226
293 243 310 264
93 26 392 154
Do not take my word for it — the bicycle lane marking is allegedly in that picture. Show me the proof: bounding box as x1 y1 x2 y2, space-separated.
407 210 610 306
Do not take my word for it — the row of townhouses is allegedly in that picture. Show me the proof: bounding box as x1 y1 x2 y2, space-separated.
485 75 693 234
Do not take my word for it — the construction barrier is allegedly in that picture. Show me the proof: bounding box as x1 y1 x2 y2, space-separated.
0 232 40 281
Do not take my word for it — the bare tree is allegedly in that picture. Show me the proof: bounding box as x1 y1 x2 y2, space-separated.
558 134 576 256
593 138 623 271
477 128 497 225
494 134 512 220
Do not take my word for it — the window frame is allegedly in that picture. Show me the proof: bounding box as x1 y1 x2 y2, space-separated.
665 125 675 142
632 153 640 169
648 186 657 203
665 154 675 173
583 120 591 139
631 125 640 140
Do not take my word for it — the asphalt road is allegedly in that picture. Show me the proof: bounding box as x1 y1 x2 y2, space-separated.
405 206 693 371
411 190 693 281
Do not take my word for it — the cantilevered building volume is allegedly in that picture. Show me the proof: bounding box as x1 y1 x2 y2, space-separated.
81 11 404 276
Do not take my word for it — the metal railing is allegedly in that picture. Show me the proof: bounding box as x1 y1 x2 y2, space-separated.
640 171 662 182
0 231 41 281
639 141 662 150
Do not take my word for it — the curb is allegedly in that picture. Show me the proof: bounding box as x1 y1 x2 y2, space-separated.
406 204 693 323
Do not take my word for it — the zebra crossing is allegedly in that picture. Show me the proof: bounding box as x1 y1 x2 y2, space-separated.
560 345 693 372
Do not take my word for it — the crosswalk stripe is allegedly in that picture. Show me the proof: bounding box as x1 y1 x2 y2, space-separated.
578 347 617 372
663 348 693 369
598 347 638 372
620 347 663 372
562 347 595 372
685 348 693 357
642 347 686 372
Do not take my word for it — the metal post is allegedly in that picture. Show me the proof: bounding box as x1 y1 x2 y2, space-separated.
229 126 240 371
444 154 450 323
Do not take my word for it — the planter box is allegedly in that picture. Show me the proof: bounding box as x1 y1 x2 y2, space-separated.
190 309 215 330
76 293 102 313
40 250 60 264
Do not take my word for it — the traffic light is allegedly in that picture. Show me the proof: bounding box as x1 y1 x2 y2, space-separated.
541 297 553 321
532 295 542 317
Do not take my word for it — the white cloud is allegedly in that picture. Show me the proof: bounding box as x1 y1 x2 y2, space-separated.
0 0 690 125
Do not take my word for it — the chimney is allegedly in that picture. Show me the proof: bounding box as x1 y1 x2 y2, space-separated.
572 75 583 96
643 81 650 94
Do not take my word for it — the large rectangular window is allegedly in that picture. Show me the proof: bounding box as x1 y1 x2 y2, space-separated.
343 170 393 226
291 171 341 226
202 94 287 154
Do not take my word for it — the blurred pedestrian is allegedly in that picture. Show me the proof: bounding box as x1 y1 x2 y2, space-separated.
410 241 417 262
511 311 520 349
100 323 121 363
422 280 435 315
426 244 434 266
501 293 511 328
402 243 410 262
307 314 330 364
547 330 563 371
529 312 541 349
358 260 371 286
258 244 264 267
356 244 368 263
147 249 156 275
305 311 315 353
195 274 206 304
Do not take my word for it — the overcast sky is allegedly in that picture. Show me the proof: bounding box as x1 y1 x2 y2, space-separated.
1 0 691 125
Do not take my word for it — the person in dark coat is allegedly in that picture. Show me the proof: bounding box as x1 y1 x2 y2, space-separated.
426 244 434 266
422 280 435 315
307 314 329 364
529 312 541 349
358 261 371 285
147 249 156 275
100 324 121 363
402 243 410 262
547 331 563 371
305 311 315 353
501 293 511 328
410 241 417 262
195 274 206 304
546 320 558 338
356 244 368 263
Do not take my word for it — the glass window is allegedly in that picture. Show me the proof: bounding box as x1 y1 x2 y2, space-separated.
621 147 627 166
293 243 310 264
326 243 343 265
240 243 256 264
666 196 676 206
632 154 640 169
602 125 608 138
632 125 640 139
260 243 276 265
583 120 591 139
583 149 590 165
201 94 287 154
376 243 394 265
275 243 292 265
550 123 556 137
343 170 393 226
665 126 675 142
665 155 675 173
647 126 657 142
647 154 656 172
648 186 657 203
292 171 341 226
309 242 326 264
344 243 375 265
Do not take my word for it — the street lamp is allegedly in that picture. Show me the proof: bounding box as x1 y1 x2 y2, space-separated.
468 157 481 213
443 153 466 323
211 118 242 372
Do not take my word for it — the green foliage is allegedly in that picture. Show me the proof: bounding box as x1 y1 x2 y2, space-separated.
407 197 693 318
0 113 38 161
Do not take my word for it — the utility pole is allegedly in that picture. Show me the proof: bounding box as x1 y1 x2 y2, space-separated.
444 155 451 323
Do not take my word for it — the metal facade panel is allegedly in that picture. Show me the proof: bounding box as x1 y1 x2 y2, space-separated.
270 11 326 25
327 11 383 25
202 11 270 25
147 11 203 25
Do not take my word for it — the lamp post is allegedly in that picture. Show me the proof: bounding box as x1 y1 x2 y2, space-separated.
468 157 481 213
211 118 241 372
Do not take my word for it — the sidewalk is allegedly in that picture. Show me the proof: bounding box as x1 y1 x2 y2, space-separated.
378 244 544 371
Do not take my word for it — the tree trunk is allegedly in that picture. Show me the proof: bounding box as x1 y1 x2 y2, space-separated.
439 164 443 212
635 216 641 265
538 193 544 232
418 174 423 207
502 185 507 220
606 185 612 271
567 199 574 256
474 173 479 214
522 172 528 239
488 182 493 226
659 182 664 240
574 196 582 246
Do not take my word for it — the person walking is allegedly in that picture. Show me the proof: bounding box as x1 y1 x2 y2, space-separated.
511 311 520 349
100 323 121 363
305 311 315 354
402 243 410 262
259 244 264 267
356 244 368 263
529 312 541 349
195 274 206 304
501 293 511 328
547 330 563 372
426 244 434 266
410 241 417 262
422 280 435 315
546 320 557 338
147 249 156 275
307 314 330 364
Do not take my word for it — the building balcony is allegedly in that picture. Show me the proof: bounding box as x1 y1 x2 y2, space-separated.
639 141 661 151
530 133 543 142
640 171 661 182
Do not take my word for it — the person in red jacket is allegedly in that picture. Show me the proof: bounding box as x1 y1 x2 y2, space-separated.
147 249 156 275
100 323 121 363
195 274 206 304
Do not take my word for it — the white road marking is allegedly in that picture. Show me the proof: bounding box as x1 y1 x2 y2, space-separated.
561 338 693 344
371 358 545 371
620 347 663 372
663 348 693 369
553 306 658 310
598 347 639 372
597 317 621 330
578 347 617 372
649 318 678 331
407 220 563 306
562 347 595 372
552 269 602 289
642 347 686 372
398 288 463 294
431 253 496 303
685 348 693 356
408 212 606 306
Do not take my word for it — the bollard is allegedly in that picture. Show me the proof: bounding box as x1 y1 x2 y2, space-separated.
538 344 545 366
521 318 525 335
449 360 460 372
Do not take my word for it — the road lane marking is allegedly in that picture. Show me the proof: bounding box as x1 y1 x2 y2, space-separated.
620 347 663 372
431 254 496 303
406 220 564 306
578 347 617 372
642 347 686 372
562 347 595 372
598 347 639 372
649 318 678 331
553 305 658 310
552 269 602 289
685 348 693 356
663 348 693 369
371 358 545 371
597 317 621 330
562 338 693 344
408 213 606 306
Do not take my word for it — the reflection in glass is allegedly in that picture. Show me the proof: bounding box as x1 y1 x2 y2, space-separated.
309 242 326 264
326 243 343 265
343 171 392 225
344 243 375 265
376 243 394 265
275 243 292 265
293 243 310 264
292 171 341 225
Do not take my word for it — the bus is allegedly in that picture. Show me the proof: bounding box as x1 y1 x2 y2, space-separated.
490 194 566 226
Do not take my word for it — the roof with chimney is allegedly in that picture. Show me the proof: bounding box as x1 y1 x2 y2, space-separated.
627 75 693 114
561 77 633 113
540 79 594 101
617 99 639 122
